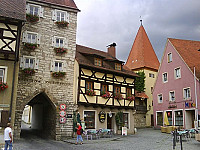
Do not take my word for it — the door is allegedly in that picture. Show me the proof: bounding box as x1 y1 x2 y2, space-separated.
107 113 112 129
151 114 154 126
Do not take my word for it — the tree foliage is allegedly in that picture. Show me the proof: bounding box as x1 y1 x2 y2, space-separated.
135 71 146 92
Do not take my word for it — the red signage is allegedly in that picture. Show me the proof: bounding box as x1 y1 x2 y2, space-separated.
59 110 66 117
60 104 66 110
60 117 66 124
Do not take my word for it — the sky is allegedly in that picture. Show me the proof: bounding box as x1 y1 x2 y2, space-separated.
74 0 200 62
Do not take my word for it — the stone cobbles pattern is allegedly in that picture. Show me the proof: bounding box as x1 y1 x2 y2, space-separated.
11 128 200 150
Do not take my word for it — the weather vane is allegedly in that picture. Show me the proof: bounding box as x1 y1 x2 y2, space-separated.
140 16 142 25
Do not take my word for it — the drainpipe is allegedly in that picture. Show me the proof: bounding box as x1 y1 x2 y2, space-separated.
194 67 198 129
9 21 23 121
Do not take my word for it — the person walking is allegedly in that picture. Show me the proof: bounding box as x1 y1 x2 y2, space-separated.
75 123 83 145
4 123 12 150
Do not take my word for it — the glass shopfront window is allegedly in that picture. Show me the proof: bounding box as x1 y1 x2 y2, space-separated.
84 111 95 129
166 111 172 126
175 110 183 126
123 113 129 129
157 112 163 126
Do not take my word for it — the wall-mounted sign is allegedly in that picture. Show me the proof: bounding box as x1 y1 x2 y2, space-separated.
168 104 177 108
60 117 66 124
99 111 106 123
66 114 72 118
59 110 66 117
185 102 195 108
60 104 66 110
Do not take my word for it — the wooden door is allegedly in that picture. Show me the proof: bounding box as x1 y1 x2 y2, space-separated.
151 114 154 126
0 110 9 127
107 114 112 129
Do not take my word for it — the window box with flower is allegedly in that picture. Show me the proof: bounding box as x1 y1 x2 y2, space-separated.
24 43 38 50
0 82 8 92
55 21 69 28
114 93 123 100
101 91 110 99
86 88 96 96
54 47 67 54
26 14 39 23
52 72 66 78
126 94 135 101
22 68 35 76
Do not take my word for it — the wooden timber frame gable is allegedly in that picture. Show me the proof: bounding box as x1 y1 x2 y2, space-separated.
0 19 23 61
78 65 136 110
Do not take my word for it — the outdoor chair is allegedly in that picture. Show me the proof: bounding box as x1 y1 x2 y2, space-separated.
85 130 93 140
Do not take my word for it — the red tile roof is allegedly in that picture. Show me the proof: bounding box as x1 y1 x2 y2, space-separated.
0 0 26 21
169 38 200 79
35 0 79 10
76 44 138 78
135 91 149 99
125 25 160 71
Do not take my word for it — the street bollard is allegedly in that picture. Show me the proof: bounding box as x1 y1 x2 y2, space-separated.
172 131 176 149
180 134 183 150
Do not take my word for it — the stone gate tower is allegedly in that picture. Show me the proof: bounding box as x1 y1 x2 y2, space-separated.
14 0 79 140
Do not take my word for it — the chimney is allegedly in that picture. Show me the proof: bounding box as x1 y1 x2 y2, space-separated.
107 43 116 58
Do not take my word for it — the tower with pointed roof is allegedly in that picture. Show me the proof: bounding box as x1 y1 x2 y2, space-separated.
125 22 160 127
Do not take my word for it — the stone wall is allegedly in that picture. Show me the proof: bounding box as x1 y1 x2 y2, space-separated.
14 1 78 140
134 113 146 128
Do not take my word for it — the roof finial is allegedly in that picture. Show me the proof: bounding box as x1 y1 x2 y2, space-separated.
140 16 142 26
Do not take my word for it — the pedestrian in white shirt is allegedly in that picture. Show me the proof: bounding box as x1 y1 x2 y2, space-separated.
4 123 12 150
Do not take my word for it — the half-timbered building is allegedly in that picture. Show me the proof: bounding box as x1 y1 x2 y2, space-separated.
75 44 138 134
0 0 26 128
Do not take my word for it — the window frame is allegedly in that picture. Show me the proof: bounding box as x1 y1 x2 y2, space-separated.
168 52 172 63
83 110 96 129
86 80 94 91
22 31 40 44
174 67 181 79
183 87 191 100
50 60 66 72
149 73 155 78
101 83 108 94
162 72 168 83
21 56 38 70
157 93 163 103
156 111 163 126
94 58 102 67
52 36 67 48
126 87 132 98
54 61 63 72
56 10 66 22
169 91 175 101
115 63 121 71
174 110 183 126
0 66 8 83
114 86 121 94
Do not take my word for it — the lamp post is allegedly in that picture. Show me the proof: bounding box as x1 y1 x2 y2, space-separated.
194 67 198 129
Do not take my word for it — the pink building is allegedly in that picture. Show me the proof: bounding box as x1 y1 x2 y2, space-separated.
153 38 200 129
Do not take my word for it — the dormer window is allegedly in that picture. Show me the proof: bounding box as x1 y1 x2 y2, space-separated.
115 63 121 71
94 58 102 66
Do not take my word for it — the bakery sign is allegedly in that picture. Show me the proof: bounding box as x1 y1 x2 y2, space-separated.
99 111 106 123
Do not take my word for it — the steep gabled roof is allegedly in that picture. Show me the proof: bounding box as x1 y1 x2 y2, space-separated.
76 44 138 78
34 0 79 10
0 0 26 21
169 38 200 79
125 25 159 71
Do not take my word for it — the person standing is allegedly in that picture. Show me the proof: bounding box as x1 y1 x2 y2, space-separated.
75 123 83 145
4 123 12 150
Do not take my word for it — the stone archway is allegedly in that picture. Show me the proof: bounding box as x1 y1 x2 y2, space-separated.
14 91 57 139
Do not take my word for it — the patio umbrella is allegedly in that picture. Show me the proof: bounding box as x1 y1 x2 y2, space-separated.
164 111 169 126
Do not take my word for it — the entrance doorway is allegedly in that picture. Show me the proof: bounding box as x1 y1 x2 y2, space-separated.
21 92 56 139
151 115 154 126
185 109 195 129
107 113 115 129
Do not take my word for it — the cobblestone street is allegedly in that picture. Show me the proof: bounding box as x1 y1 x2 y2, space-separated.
12 128 200 150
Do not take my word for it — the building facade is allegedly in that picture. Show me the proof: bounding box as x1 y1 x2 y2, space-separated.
75 44 138 134
0 0 25 128
14 0 79 140
125 23 160 127
153 38 200 129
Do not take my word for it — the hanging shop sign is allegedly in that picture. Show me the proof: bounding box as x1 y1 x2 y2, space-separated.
59 110 66 117
99 111 106 123
60 104 66 110
60 117 66 124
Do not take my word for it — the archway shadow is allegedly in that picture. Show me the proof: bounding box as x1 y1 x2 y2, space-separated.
20 92 56 139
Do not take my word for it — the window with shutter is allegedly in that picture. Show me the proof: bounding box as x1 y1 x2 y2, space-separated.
23 31 40 44
26 4 44 17
21 56 38 69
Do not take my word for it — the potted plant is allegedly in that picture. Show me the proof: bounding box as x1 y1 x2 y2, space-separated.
24 43 38 50
115 111 123 134
26 14 39 23
0 82 8 91
52 72 66 78
126 94 135 101
86 88 96 96
55 21 69 27
100 91 110 99
54 47 67 54
22 68 35 76
114 93 123 100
